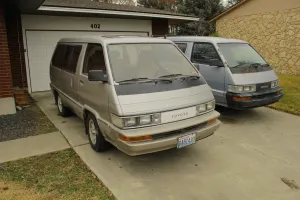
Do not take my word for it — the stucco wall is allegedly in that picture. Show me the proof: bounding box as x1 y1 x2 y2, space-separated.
216 7 300 75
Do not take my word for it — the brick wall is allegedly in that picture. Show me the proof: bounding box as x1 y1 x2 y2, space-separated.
217 7 300 75
0 2 13 98
6 5 27 88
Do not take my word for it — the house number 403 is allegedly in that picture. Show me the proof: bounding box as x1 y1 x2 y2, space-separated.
90 24 100 29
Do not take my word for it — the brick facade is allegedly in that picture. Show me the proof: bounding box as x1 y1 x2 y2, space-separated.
217 7 300 75
0 2 13 98
5 6 27 88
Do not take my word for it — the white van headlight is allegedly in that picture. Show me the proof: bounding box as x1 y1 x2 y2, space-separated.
271 80 279 88
228 85 256 93
196 101 215 115
111 113 161 129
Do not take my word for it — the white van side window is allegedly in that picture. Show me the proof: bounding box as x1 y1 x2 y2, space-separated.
192 43 221 65
52 44 66 69
175 43 187 53
52 44 82 74
83 44 107 75
62 45 82 74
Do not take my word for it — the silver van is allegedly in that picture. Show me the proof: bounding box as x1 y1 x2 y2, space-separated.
168 36 283 110
50 36 221 156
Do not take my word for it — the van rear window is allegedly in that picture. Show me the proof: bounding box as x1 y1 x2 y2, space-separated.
62 46 82 74
52 44 67 68
52 44 82 74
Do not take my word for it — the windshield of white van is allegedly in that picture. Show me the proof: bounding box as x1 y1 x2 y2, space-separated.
218 43 267 68
107 43 198 83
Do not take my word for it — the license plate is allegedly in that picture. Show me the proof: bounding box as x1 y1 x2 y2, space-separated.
177 133 196 149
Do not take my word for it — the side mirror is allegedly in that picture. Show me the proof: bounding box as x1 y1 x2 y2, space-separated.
88 70 108 82
209 59 224 67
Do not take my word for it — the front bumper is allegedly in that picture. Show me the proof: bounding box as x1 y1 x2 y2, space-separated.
108 111 221 156
226 88 283 110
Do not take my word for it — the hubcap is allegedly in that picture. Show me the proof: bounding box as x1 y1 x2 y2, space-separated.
57 97 63 112
89 119 97 145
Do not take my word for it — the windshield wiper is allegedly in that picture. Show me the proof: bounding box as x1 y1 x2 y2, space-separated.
231 64 248 68
159 74 183 78
118 77 172 84
118 78 149 83
159 74 200 81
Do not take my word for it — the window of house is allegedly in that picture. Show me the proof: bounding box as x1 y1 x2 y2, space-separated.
175 43 188 53
191 43 221 64
83 44 106 75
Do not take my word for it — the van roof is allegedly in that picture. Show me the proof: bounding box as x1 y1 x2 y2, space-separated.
166 36 247 44
58 36 173 44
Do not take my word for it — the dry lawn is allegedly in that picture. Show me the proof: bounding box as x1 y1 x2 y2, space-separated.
0 181 57 200
0 150 114 200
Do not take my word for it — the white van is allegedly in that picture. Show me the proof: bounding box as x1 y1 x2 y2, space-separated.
168 36 283 110
50 36 221 155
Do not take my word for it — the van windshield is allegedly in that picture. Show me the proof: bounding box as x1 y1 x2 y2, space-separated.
218 43 267 68
107 43 198 82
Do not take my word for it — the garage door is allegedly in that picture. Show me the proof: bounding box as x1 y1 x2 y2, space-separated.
26 31 148 92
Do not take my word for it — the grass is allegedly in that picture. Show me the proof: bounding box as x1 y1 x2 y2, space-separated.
268 74 300 116
0 149 115 200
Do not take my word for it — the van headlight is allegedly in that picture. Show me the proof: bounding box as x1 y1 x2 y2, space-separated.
228 85 256 93
196 101 215 115
271 80 279 88
111 113 161 129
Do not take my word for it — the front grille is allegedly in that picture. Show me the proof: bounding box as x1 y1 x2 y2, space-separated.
256 82 271 92
152 122 207 140
252 92 278 99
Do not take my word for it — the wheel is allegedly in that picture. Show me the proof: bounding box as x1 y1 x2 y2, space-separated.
86 113 109 152
57 95 71 117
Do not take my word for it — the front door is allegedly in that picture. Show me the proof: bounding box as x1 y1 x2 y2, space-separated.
191 42 226 104
78 43 110 122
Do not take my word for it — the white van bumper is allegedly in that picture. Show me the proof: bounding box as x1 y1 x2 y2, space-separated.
109 111 221 156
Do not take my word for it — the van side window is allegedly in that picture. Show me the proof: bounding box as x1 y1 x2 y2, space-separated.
60 45 82 74
52 44 67 68
175 43 187 53
83 44 106 75
191 43 221 65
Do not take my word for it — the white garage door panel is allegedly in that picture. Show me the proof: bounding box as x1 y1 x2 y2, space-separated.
26 31 148 92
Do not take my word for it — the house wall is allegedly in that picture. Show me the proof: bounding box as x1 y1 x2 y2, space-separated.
220 0 300 19
216 0 300 75
0 2 16 115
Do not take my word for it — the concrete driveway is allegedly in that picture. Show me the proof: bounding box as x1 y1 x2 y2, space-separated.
33 92 300 200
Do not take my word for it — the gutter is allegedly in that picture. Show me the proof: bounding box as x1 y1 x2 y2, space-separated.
38 6 199 21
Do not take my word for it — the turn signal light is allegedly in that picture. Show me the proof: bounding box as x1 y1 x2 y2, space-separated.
233 96 251 101
207 118 217 125
277 91 281 94
119 135 152 142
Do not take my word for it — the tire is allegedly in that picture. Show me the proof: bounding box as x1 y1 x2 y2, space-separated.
57 95 71 117
86 113 109 152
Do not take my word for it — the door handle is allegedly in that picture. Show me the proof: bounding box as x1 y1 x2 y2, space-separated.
80 80 84 85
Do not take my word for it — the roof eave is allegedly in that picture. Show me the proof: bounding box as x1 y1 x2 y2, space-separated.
209 0 251 22
38 6 199 22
